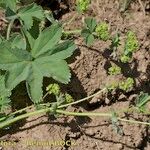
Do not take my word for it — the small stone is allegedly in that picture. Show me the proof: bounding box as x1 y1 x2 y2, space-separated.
68 132 81 139
85 130 95 136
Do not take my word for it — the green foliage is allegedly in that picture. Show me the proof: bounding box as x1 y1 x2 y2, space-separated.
119 78 134 92
46 83 74 104
0 0 148 130
46 84 60 96
107 77 134 92
108 65 121 75
136 92 150 113
81 29 94 46
121 31 138 63
76 0 91 13
95 22 110 41
125 31 139 53
65 93 74 103
111 33 120 50
81 18 97 46
0 75 11 113
0 0 18 11
85 17 97 32
0 96 11 113
6 3 44 29
0 22 76 104
120 54 132 63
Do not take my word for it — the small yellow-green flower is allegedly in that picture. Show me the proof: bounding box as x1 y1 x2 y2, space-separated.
119 78 134 91
65 93 74 103
125 31 139 53
76 0 91 12
46 84 60 96
121 55 132 63
108 65 121 75
95 22 109 41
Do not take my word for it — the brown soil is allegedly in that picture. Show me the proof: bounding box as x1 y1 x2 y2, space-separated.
0 0 150 150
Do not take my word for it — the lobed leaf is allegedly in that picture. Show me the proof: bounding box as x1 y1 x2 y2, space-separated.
0 23 76 103
85 18 97 32
17 3 44 29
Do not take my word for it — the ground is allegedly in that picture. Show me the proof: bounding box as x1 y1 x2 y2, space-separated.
0 0 150 150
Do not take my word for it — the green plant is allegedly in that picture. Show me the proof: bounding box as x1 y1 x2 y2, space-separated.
121 31 139 63
136 92 150 113
0 2 76 105
81 18 110 45
81 17 97 46
111 33 121 51
0 23 76 104
95 22 110 41
108 64 121 75
119 77 134 92
46 83 74 109
76 0 91 13
107 77 134 92
0 0 149 132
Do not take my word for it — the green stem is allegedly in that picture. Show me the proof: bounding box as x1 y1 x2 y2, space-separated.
0 103 52 123
63 29 81 35
118 118 150 126
0 87 149 129
58 88 107 109
0 106 33 122
57 110 111 117
0 107 52 129
0 108 150 129
57 110 150 126
6 20 14 40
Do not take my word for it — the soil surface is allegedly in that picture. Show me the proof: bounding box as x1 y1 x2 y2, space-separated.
0 0 150 150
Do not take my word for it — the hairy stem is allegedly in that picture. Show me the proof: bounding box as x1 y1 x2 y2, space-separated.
57 110 150 126
0 107 150 129
58 88 107 109
0 88 149 129
0 107 52 129
6 20 14 40
63 29 81 35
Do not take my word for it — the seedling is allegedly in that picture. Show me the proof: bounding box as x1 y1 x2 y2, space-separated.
76 0 91 13
111 33 121 50
46 83 74 110
109 33 121 59
121 31 139 63
81 18 110 45
119 77 134 92
95 22 110 41
107 77 134 92
108 64 121 75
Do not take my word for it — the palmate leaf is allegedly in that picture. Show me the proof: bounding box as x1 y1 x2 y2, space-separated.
0 23 76 104
85 18 97 32
18 3 44 29
6 3 44 29
0 0 18 11
81 29 94 46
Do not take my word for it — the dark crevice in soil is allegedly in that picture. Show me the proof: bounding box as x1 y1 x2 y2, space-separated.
137 126 150 150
